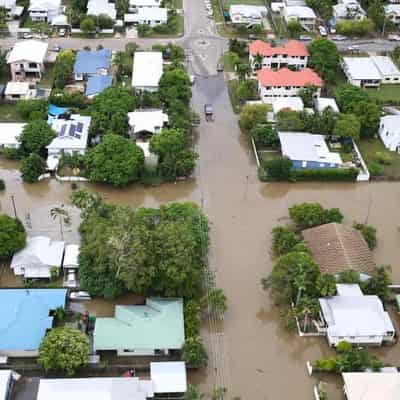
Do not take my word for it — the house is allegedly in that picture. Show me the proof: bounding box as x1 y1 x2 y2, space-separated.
7 40 48 81
37 377 154 400
73 49 111 81
129 0 162 11
87 0 117 21
257 67 322 102
4 82 36 101
333 0 366 21
124 7 168 26
11 236 65 279
28 0 62 23
319 284 395 346
128 109 168 137
284 0 306 5
0 289 67 356
47 115 91 170
229 5 268 25
341 57 382 88
370 56 400 84
302 223 376 276
249 40 309 71
343 372 400 400
0 123 26 149
379 115 400 153
93 298 185 356
279 132 342 169
0 0 21 18
85 75 112 98
272 97 304 115
132 52 163 92
150 362 187 395
385 4 400 25
314 97 339 113
283 6 316 30
51 14 70 33
0 371 13 400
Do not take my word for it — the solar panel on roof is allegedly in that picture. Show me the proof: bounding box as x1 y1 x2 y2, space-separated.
69 125 76 136
59 125 67 137
77 122 83 133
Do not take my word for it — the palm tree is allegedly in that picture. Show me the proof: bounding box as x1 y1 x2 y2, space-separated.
184 385 205 400
113 51 126 76
253 53 263 71
236 63 251 81
50 205 71 241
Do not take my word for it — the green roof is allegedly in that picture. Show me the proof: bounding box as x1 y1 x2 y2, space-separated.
93 298 185 351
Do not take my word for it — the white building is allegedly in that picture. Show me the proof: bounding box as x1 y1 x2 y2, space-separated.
11 236 65 279
257 67 322 103
0 123 26 149
341 57 382 87
272 97 304 115
284 0 306 5
319 284 395 347
379 115 400 153
28 0 62 23
87 0 117 20
124 7 168 26
314 98 339 113
63 244 79 269
128 109 168 137
343 372 400 400
370 56 400 84
47 115 91 170
7 40 48 82
333 0 366 21
132 52 163 92
129 0 162 12
385 4 400 25
0 371 13 400
4 82 36 101
150 362 187 395
283 6 316 30
0 0 22 18
249 40 309 71
229 4 267 25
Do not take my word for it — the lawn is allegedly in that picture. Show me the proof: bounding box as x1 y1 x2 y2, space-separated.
223 0 266 6
357 138 400 177
227 79 241 113
40 64 55 88
0 103 24 122
364 85 400 103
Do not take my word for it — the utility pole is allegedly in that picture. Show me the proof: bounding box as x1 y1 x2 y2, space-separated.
11 195 18 219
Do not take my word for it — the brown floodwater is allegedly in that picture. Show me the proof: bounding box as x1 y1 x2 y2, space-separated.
1 76 400 399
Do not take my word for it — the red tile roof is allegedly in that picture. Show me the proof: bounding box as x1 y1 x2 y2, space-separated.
249 40 309 57
257 67 323 88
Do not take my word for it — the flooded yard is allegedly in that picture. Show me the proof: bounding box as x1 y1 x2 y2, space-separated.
1 76 400 399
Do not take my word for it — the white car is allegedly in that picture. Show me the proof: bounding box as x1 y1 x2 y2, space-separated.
331 34 346 41
388 34 400 42
69 291 91 301
318 25 327 36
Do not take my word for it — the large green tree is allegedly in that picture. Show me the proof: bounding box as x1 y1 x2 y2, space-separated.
0 215 26 259
333 113 361 140
54 49 76 89
38 327 89 376
308 38 340 84
20 153 46 183
289 202 343 229
19 120 55 157
85 134 144 186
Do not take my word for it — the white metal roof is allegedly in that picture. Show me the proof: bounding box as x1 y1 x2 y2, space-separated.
5 81 30 96
319 284 395 338
11 236 65 278
342 57 382 81
7 40 48 64
343 372 400 400
272 97 304 114
370 56 400 78
284 5 316 18
314 97 339 113
124 7 167 23
37 378 154 400
63 244 79 268
150 362 187 394
129 0 161 6
0 123 26 146
128 109 168 134
278 132 343 164
28 0 61 11
0 0 15 9
385 4 400 16
132 52 163 89
229 4 268 17
0 371 12 400
87 0 116 19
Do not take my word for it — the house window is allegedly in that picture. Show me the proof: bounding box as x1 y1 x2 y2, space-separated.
29 63 37 69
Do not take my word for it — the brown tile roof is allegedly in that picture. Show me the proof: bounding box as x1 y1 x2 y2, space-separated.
302 223 376 275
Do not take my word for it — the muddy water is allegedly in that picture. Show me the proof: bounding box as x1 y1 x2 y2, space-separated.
1 77 400 399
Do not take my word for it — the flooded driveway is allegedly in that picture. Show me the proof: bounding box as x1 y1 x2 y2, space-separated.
1 77 400 399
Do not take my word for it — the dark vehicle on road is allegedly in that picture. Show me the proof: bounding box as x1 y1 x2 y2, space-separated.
217 63 224 72
204 104 213 121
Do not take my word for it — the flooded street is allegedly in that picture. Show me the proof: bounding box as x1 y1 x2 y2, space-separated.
1 76 400 399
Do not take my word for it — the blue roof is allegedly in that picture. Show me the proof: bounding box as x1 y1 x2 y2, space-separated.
85 75 112 96
0 289 67 351
73 49 111 75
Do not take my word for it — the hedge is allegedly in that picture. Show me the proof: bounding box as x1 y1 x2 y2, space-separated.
291 168 359 181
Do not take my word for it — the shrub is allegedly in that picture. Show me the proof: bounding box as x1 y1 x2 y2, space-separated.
0 214 26 259
250 124 279 147
374 151 392 165
261 157 292 181
271 226 300 256
20 153 46 183
291 168 358 181
184 300 201 338
1 147 20 160
368 161 384 176
353 222 377 250
314 358 337 372
16 99 48 120
181 336 208 368
337 340 352 353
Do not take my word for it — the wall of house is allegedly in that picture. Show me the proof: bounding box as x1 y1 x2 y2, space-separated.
259 84 321 102
10 61 44 81
327 334 384 347
291 160 340 169
250 54 308 70
231 15 263 25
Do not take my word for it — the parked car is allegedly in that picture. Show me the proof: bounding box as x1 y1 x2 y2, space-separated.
189 75 196 85
347 45 360 52
59 28 66 37
318 25 327 36
204 104 213 121
331 35 346 41
69 291 91 301
23 33 33 39
217 63 224 72
330 27 336 34
52 44 61 52
299 35 312 41
388 34 400 42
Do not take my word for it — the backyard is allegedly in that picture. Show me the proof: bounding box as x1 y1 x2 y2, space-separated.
0 103 24 122
358 138 400 177
364 85 400 103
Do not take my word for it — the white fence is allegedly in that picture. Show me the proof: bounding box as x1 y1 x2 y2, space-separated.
55 174 88 182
